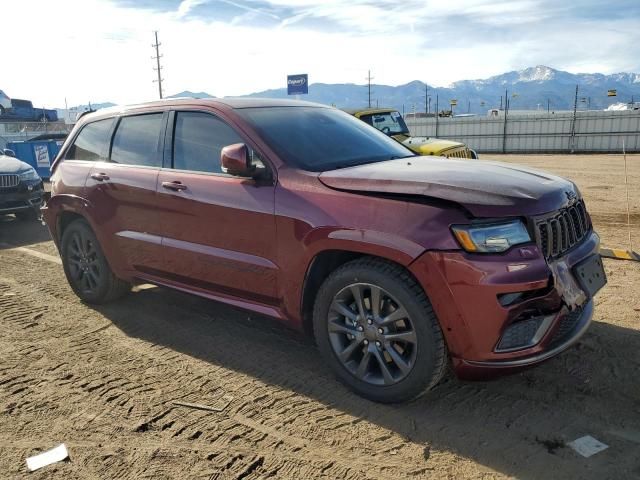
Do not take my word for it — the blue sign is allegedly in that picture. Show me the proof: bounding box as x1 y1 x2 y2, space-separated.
287 74 308 95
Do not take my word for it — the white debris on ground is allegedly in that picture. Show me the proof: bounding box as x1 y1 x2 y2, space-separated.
26 443 69 472
567 436 609 458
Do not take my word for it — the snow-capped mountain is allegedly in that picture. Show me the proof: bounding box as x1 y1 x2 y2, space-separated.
240 65 640 114
59 66 640 117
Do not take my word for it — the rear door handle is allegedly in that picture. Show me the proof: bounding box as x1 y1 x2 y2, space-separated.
162 181 187 191
90 172 110 181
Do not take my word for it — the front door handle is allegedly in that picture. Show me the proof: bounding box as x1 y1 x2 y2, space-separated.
162 181 187 191
90 172 110 181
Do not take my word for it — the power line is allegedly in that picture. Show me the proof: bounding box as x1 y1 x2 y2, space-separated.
152 31 164 99
366 70 374 108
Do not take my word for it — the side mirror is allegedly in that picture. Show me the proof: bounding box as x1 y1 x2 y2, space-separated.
2 148 16 157
221 143 253 176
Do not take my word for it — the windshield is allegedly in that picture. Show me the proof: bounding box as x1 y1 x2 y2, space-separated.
359 111 409 136
236 106 414 172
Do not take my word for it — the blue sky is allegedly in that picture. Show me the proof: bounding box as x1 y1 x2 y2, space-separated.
3 0 639 107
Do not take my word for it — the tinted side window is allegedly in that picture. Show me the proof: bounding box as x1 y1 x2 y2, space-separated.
173 112 243 173
66 118 114 161
111 113 163 167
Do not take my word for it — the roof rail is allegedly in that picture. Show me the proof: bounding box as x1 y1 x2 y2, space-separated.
75 109 96 121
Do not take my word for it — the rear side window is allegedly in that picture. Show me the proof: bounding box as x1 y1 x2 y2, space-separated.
66 118 114 161
111 114 164 167
173 112 243 173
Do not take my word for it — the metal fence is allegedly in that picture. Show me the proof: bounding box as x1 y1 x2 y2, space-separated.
406 110 640 154
0 121 71 150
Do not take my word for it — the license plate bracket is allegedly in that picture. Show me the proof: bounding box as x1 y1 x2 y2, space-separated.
573 254 607 298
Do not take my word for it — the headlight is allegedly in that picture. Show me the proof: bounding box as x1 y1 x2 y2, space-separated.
19 168 40 182
451 219 531 253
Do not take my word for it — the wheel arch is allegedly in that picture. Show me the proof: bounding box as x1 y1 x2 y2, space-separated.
300 249 427 337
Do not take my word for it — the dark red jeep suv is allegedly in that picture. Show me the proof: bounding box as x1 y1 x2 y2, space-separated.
44 98 606 402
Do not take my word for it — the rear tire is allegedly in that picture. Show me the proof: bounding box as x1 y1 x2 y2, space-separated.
60 219 130 304
313 257 447 403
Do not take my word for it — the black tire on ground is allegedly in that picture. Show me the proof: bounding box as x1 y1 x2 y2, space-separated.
15 209 39 221
313 257 447 403
60 219 130 304
0 106 5 116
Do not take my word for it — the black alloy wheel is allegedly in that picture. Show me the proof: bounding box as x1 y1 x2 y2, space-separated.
60 219 129 304
328 283 418 386
313 257 447 403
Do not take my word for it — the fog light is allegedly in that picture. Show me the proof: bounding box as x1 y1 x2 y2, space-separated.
495 314 554 352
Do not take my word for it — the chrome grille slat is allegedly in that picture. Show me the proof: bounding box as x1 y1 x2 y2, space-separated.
564 212 576 246
536 200 591 260
0 174 20 188
545 223 552 258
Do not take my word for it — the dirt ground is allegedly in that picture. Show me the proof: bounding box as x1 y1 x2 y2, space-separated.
0 154 638 479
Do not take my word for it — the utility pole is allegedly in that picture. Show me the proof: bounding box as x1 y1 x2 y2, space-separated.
152 31 164 99
502 89 508 153
435 95 439 137
547 98 550 113
570 84 579 153
425 84 428 115
366 70 374 108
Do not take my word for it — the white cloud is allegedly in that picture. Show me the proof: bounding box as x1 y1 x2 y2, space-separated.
0 0 637 107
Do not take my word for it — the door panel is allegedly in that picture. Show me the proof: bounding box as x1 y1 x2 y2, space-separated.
83 112 167 276
85 162 163 275
155 170 278 303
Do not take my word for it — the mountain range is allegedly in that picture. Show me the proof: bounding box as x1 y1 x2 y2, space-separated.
239 66 640 114
60 66 640 117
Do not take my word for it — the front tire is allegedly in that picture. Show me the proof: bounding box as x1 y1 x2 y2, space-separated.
313 257 447 403
60 219 129 304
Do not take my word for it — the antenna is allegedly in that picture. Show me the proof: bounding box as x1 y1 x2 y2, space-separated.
366 70 374 108
152 31 164 99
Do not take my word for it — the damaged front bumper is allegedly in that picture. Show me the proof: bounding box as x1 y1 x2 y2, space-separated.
409 231 604 378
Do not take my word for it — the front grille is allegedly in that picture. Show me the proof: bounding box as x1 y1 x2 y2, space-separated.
0 174 19 188
445 147 473 159
548 307 583 349
536 200 590 259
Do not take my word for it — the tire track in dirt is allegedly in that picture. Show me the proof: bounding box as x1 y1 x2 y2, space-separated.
2 245 639 479
1 251 429 478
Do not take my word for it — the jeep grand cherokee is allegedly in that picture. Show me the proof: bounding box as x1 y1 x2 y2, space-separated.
43 99 606 403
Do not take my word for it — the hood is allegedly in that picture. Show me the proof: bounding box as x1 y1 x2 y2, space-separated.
394 135 464 155
318 157 578 217
0 155 31 174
